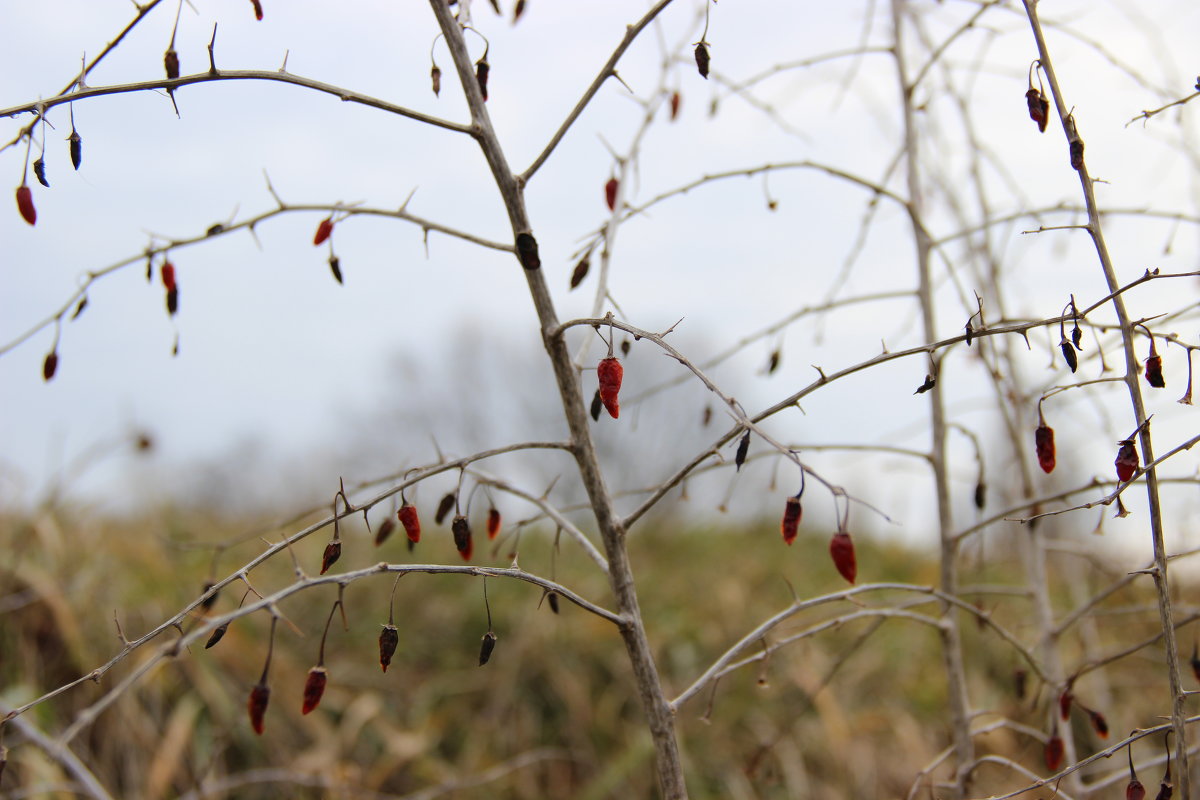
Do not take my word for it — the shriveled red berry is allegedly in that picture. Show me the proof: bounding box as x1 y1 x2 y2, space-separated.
15 185 36 226
1116 439 1138 482
829 531 857 584
694 42 711 79
313 217 334 246
780 495 801 545
1035 423 1055 474
1145 355 1165 388
597 357 623 419
301 666 326 714
1045 735 1064 771
43 351 58 382
379 624 399 672
479 631 497 666
475 58 490 101
451 515 472 559
605 177 618 211
247 682 270 735
161 262 177 292
374 518 396 546
398 503 421 543
250 0 263 20
319 541 341 574
486 508 501 540
1026 88 1049 132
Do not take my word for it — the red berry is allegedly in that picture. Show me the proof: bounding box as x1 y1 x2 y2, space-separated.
15 185 36 226
313 217 333 246
597 357 623 419
780 495 801 545
301 666 326 714
829 531 857 584
605 178 618 211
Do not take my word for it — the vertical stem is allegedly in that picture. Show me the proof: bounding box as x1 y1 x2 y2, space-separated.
1021 4 1189 797
891 2 974 796
426 3 687 797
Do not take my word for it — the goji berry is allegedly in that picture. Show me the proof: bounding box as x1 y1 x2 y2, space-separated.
15 185 35 226
1035 423 1055 474
597 357 623 419
378 624 399 672
313 217 333 246
780 495 801 545
247 682 270 735
829 531 857 584
301 666 326 714
398 503 421 543
1116 439 1138 482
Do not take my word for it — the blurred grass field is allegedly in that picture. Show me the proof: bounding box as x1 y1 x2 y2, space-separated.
1 500 1184 799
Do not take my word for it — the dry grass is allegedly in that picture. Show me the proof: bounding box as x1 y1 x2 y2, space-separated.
0 504 1183 799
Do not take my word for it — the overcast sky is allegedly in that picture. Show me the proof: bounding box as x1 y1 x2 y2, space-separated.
2 1 1199 549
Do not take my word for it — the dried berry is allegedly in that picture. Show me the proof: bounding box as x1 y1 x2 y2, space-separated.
1115 439 1138 482
1087 708 1109 738
734 431 750 471
374 517 396 546
1061 341 1078 373
694 42 710 79
590 389 603 421
43 351 58 382
451 514 473 559
164 49 180 81
547 592 559 614
161 262 177 292
434 493 456 525
166 287 179 316
964 320 974 346
669 91 681 120
1072 324 1083 350
513 0 526 22
33 157 49 187
486 507 501 540
71 297 88 320
378 624 399 672
780 495 801 545
1045 735 1064 771
1070 138 1085 171
604 177 618 211
1026 88 1049 133
829 531 857 584
328 255 343 284
15 185 36 226
68 131 82 170
250 0 263 20
597 357 623 419
319 540 341 574
398 502 421 543
475 57 490 101
570 255 590 289
914 374 935 394
766 349 780 374
247 682 270 735
973 482 986 510
1145 354 1165 388
430 64 442 97
1035 423 1055 474
1059 689 1073 720
516 232 540 270
478 630 497 666
200 581 219 611
205 622 229 649
301 666 326 714
313 217 334 246
1128 780 1146 800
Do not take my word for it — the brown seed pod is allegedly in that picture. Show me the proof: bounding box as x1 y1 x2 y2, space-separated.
694 42 710 79
547 592 559 614
328 255 343 285
590 389 603 421
1061 341 1078 373
570 255 590 289
374 517 396 546
69 130 82 170
475 57 490 101
247 682 270 735
973 482 986 510
378 624 399 672
669 91 681 120
301 666 327 714
478 630 497 666
204 622 229 649
734 431 750 471
250 0 263 21
1025 88 1049 132
166 286 179 316
430 64 442 97
164 49 180 81
516 232 540 270
434 493 456 525
1070 138 1085 171
33 157 49 187
398 502 421 543
513 0 526 22
15 185 36 226
451 514 473 559
319 541 341 574
42 351 58 382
